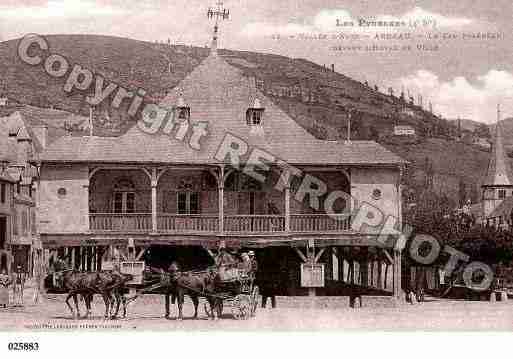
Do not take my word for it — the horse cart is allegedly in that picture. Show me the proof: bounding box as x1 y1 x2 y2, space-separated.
125 260 260 320
203 267 259 320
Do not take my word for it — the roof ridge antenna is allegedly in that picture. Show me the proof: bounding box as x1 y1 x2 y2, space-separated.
207 1 230 56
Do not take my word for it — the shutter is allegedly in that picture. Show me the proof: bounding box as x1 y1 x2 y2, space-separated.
164 191 177 214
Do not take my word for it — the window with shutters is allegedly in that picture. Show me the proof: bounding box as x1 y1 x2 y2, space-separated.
112 179 136 213
177 192 200 214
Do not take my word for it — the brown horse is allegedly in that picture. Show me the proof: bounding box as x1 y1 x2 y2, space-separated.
52 260 113 319
52 260 132 319
168 262 222 320
81 271 133 319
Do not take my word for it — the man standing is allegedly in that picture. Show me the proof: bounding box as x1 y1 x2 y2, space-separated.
13 265 25 307
248 251 258 276
0 269 11 308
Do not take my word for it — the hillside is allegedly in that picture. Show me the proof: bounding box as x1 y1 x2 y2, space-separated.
448 118 482 133
0 34 453 138
0 34 493 204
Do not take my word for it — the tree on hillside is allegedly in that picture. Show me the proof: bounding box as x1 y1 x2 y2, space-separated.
423 157 434 189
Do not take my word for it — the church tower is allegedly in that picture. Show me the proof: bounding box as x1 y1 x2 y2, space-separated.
482 104 513 218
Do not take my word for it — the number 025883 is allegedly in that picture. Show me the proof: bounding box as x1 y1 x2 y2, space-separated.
8 342 39 351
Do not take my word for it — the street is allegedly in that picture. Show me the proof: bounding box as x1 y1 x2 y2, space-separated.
1 292 513 331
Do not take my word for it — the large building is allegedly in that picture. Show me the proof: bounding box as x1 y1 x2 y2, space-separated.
482 107 513 228
35 27 407 298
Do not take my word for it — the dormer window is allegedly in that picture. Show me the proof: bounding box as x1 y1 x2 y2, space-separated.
246 98 265 126
175 94 190 122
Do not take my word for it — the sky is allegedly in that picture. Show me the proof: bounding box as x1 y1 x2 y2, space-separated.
0 0 512 123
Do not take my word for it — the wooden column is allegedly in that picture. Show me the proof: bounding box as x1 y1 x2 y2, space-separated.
97 247 103 271
307 239 316 297
284 186 290 231
84 183 90 231
338 248 344 282
393 250 402 299
70 247 76 270
92 247 97 271
81 247 86 271
218 166 225 233
86 247 92 272
360 248 369 287
151 168 158 232
377 259 383 289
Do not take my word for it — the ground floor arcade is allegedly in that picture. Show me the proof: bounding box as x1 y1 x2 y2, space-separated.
41 234 402 299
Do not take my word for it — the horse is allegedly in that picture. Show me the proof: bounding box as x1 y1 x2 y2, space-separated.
81 271 133 319
51 259 114 319
168 262 222 320
52 259 132 319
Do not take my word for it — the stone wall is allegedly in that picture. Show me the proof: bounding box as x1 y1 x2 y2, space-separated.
38 164 89 233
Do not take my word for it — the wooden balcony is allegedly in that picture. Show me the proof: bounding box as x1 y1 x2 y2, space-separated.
290 214 351 232
157 214 219 232
90 213 351 234
224 215 285 233
90 213 152 232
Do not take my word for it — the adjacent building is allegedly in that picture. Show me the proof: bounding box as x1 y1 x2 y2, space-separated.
481 107 513 228
0 141 16 273
393 125 416 136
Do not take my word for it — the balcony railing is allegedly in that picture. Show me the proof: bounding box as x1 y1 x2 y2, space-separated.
158 214 219 232
290 214 351 232
224 215 285 233
89 213 351 233
90 213 152 232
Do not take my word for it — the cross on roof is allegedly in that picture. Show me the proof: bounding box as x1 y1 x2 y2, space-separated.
207 1 230 55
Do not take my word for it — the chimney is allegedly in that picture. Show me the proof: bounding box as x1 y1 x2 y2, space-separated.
331 64 335 72
32 125 48 149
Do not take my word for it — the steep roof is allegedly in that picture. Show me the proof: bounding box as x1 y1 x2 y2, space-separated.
39 53 405 167
483 120 513 186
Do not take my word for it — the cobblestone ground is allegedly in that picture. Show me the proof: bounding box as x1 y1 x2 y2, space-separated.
1 288 513 331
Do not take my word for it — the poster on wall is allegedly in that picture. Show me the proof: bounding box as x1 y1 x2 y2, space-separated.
300 263 325 287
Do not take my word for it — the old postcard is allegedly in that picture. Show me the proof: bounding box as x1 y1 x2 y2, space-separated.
0 0 512 355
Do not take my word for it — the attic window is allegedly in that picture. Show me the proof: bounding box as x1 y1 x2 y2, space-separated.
246 98 265 126
175 94 190 122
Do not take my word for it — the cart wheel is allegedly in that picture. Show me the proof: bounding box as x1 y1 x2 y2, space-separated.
232 294 251 320
250 286 259 317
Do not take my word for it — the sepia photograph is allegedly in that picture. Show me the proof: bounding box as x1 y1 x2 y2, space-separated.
0 0 512 356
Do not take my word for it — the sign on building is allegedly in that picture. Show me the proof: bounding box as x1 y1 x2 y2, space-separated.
120 261 145 285
300 263 325 287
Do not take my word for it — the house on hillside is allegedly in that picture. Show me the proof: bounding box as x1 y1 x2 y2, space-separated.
393 125 415 136
35 22 408 299
473 137 491 150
